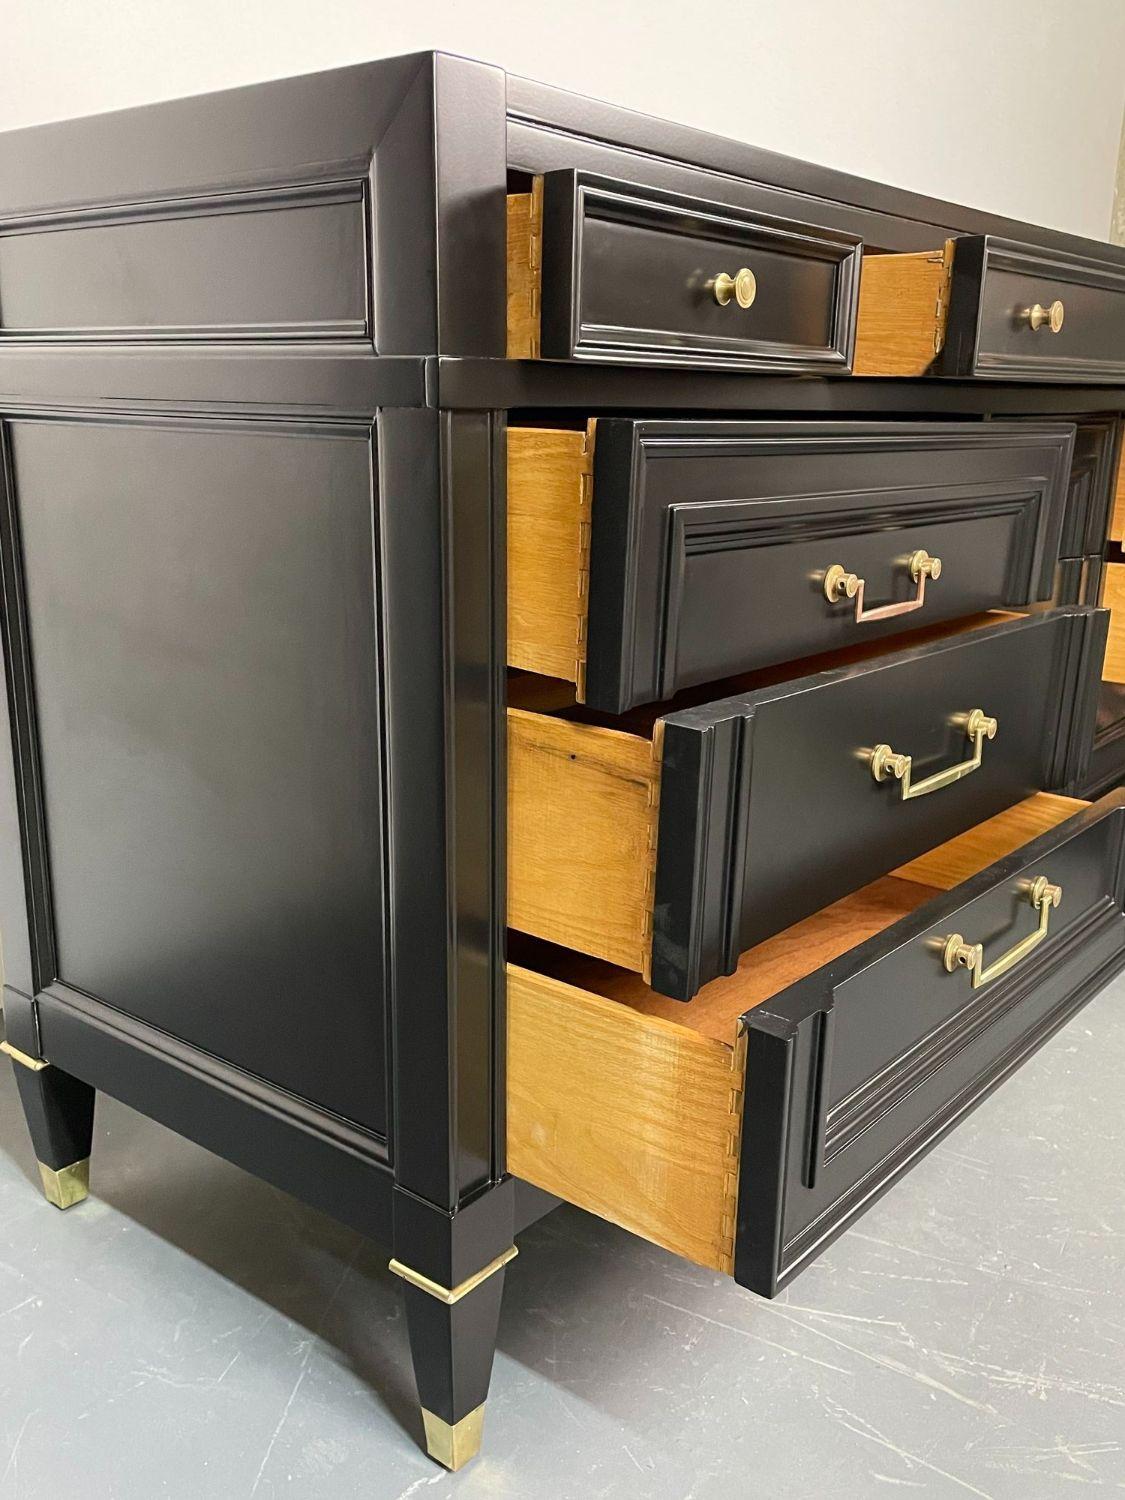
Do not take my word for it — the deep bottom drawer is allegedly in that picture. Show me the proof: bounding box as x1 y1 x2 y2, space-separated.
508 790 1125 1293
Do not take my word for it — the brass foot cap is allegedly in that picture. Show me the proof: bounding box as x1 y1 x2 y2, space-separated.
421 1404 485 1470
38 1159 90 1210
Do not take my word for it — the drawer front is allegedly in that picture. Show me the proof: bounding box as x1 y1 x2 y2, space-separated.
585 420 1074 711
737 791 1125 1295
654 609 1106 999
512 171 862 371
945 237 1125 382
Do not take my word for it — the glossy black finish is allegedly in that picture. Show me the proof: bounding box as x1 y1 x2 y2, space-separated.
653 609 1106 1000
538 170 861 372
943 237 1125 382
8 413 389 1133
9 1056 95 1172
586 420 1074 711
1 50 1124 1457
736 791 1125 1296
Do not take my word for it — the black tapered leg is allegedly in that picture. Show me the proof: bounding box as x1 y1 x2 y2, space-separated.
5 1049 95 1209
401 1266 508 1470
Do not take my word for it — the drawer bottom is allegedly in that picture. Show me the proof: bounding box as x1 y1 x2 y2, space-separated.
508 790 1116 1285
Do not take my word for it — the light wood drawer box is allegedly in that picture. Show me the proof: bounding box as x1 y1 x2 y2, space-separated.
508 419 1075 714
509 790 1125 1293
509 609 1107 1000
507 171 862 372
856 235 1125 382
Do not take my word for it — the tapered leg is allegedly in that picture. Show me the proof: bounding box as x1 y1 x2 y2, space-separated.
396 1255 511 1470
3 1043 95 1209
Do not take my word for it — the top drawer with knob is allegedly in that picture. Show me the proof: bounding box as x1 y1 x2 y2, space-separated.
855 236 1125 382
506 170 862 371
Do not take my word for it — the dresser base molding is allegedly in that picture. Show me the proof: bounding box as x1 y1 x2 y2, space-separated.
12 981 396 1242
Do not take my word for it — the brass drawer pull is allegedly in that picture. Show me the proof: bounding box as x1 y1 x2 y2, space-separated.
824 549 941 623
1026 300 1064 333
941 876 1062 989
713 267 757 308
870 707 997 801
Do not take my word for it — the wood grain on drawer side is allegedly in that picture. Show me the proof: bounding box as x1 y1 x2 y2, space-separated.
507 708 659 978
507 423 594 694
1109 441 1125 544
1102 562 1125 683
854 241 954 376
508 963 745 1273
506 182 542 359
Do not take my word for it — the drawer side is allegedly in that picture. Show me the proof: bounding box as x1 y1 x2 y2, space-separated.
507 964 744 1273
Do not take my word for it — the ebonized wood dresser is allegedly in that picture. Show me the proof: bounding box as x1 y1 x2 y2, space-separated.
3 52 1125 1470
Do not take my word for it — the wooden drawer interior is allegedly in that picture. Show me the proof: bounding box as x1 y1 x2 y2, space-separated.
508 792 1085 1274
853 242 955 377
1102 562 1125 684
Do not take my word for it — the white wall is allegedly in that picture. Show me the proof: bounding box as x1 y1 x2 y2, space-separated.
3 0 1124 241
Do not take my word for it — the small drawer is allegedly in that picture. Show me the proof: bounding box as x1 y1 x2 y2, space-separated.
509 790 1125 1292
509 609 1107 999
508 419 1075 713
855 236 1125 381
506 171 862 371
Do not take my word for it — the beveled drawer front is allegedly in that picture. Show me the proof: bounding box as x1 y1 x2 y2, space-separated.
508 420 1075 713
508 609 1107 999
506 171 862 371
509 791 1125 1291
856 235 1125 381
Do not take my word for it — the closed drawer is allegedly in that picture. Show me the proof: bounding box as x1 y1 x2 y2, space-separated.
506 171 862 371
855 236 1125 382
508 419 1075 713
509 790 1125 1291
509 609 1107 999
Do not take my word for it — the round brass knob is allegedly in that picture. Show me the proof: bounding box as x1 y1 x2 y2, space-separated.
942 934 983 974
909 549 942 582
869 743 910 783
823 564 861 602
713 267 757 309
966 708 998 741
1026 874 1062 910
1027 300 1064 333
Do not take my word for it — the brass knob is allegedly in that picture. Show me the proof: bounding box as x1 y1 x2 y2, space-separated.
869 744 910 783
1027 300 1064 333
909 549 942 583
714 267 757 309
942 934 983 975
823 564 861 602
965 708 998 741
1025 874 1062 910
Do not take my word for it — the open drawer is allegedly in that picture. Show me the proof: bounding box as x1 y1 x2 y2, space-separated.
509 790 1125 1294
855 235 1125 381
508 418 1074 713
506 171 862 372
509 609 1107 999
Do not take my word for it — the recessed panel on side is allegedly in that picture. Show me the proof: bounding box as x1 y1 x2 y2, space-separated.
9 416 388 1135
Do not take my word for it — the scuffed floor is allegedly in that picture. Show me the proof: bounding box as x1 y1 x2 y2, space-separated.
0 975 1122 1499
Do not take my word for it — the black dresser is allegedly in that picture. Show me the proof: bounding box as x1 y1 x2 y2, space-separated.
3 52 1125 1471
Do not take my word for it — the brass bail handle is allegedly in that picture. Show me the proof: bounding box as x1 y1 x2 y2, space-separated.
713 267 757 308
870 707 997 801
824 548 942 625
941 875 1062 990
1026 299 1064 333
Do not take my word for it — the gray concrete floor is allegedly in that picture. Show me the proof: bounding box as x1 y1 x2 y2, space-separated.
0 978 1123 1500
